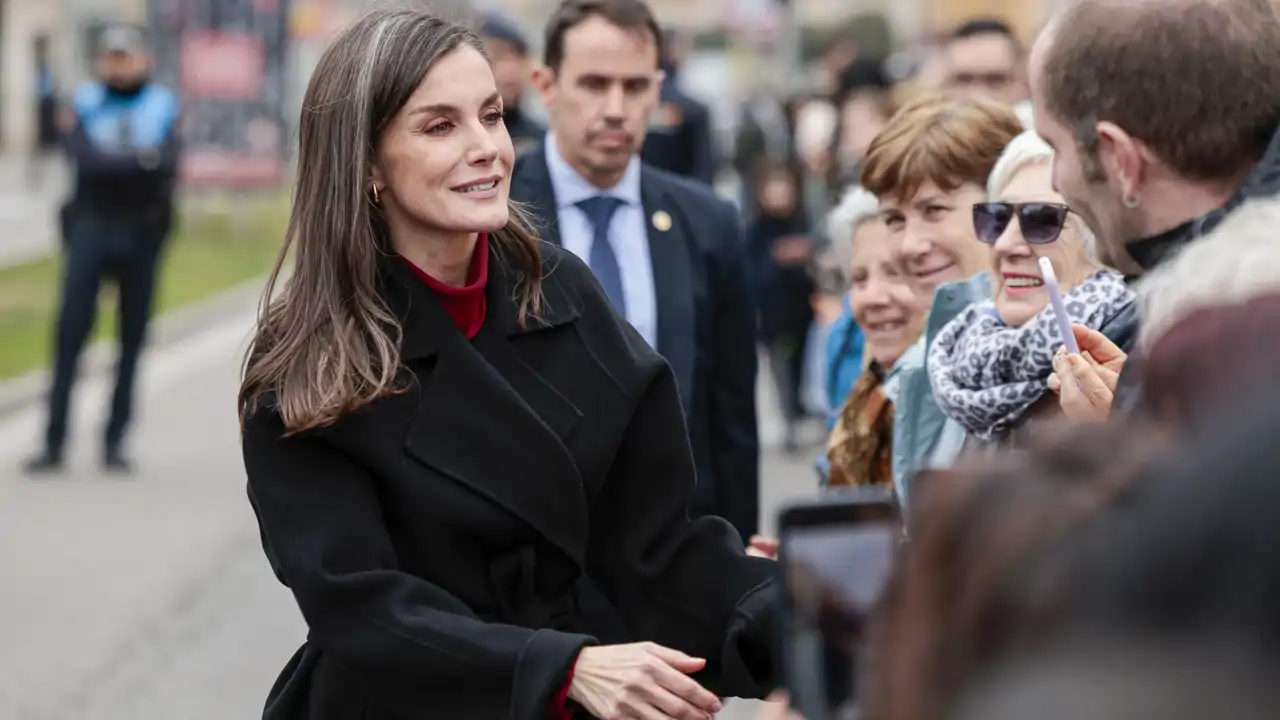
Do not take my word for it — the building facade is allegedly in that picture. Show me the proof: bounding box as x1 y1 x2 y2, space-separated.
0 0 1068 154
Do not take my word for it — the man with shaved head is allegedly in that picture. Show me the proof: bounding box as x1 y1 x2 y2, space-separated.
1030 0 1280 419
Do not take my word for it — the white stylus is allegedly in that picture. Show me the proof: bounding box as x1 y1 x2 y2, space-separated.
1039 256 1081 355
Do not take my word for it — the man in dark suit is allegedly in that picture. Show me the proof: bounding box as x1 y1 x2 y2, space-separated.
640 27 717 185
478 12 544 157
512 0 759 542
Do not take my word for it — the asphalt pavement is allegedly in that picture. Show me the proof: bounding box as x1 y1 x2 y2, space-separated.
0 303 822 719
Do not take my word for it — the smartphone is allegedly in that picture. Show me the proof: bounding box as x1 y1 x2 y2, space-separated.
777 486 899 720
1038 256 1080 355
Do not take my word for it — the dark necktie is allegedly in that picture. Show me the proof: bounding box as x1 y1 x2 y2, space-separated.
576 195 627 316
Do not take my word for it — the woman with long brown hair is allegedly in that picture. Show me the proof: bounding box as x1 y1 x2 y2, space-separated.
238 9 775 720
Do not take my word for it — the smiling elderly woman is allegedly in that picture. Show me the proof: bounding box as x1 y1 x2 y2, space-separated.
926 130 1137 444
825 186 928 488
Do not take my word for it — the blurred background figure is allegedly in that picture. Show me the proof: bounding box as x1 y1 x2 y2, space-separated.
478 12 544 156
748 158 814 454
640 26 718 184
25 24 179 476
941 19 1026 108
733 88 795 215
29 34 63 188
829 57 894 193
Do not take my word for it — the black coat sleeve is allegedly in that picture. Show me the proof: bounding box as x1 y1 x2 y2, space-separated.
581 303 777 699
242 404 593 719
707 198 762 539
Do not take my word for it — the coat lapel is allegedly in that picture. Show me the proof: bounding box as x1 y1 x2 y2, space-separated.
510 143 562 247
641 172 696 416
381 248 588 568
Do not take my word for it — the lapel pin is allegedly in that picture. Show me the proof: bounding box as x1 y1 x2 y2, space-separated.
652 210 672 232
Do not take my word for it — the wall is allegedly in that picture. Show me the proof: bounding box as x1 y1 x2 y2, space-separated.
1 1 60 151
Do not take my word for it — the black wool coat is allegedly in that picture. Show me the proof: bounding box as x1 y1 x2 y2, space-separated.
242 241 777 719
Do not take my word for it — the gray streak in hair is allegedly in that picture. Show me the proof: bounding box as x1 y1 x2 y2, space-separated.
240 7 544 432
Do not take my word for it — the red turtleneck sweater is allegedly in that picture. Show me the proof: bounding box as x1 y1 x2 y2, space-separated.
399 232 579 718
399 233 490 339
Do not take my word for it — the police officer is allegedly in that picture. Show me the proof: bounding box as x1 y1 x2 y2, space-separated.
478 12 544 157
25 25 180 475
640 26 717 185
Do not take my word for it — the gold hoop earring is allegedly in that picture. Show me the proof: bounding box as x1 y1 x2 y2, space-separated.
372 185 381 205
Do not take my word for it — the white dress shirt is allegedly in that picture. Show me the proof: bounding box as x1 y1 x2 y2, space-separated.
543 134 658 349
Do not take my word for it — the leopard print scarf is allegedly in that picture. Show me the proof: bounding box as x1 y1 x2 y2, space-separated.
927 269 1133 441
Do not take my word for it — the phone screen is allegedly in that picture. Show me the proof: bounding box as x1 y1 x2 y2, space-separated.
781 516 898 720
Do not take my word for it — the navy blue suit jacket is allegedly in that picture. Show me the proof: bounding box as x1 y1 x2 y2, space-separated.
511 144 760 540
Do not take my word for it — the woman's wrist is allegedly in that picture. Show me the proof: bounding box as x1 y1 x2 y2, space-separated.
565 647 591 703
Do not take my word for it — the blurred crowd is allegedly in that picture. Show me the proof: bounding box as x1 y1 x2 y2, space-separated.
745 0 1280 717
734 16 1035 457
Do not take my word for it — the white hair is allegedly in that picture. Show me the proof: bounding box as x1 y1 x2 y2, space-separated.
1013 100 1035 130
987 129 1055 199
826 185 882 268
986 129 1099 263
1138 196 1280 350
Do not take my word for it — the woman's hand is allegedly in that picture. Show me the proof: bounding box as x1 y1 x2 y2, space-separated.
747 535 779 560
1047 324 1127 422
568 642 723 720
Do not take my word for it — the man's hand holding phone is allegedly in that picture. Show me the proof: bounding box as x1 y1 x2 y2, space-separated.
1047 324 1128 422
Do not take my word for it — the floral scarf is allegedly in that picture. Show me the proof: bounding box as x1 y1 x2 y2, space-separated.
927 269 1134 441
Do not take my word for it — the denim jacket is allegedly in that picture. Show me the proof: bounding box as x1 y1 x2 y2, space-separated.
884 272 992 508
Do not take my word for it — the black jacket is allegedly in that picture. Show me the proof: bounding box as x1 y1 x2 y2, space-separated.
242 243 776 719
1113 123 1280 414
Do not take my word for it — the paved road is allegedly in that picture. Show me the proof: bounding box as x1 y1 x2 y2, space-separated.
0 308 821 719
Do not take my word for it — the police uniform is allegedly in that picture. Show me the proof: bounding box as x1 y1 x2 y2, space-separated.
26 25 180 474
